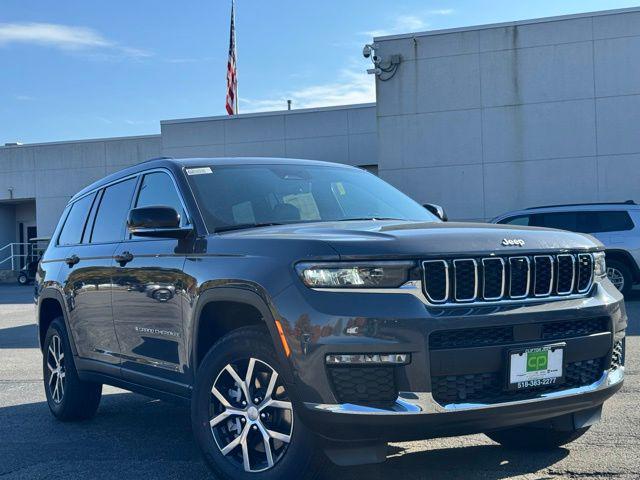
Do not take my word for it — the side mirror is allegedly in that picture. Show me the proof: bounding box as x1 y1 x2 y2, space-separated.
127 206 192 238
423 203 448 221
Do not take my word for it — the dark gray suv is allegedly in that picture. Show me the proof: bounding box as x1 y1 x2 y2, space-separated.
36 157 626 479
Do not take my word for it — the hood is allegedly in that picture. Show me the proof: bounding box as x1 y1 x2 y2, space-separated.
218 220 602 259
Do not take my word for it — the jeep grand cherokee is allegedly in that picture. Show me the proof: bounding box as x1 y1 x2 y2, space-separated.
36 157 626 479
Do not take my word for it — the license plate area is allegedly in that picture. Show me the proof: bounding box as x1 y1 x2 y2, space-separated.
508 343 565 391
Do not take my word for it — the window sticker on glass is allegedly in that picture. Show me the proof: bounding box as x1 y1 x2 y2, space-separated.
186 167 213 176
334 182 347 196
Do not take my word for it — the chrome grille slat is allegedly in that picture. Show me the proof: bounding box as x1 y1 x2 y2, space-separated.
453 259 478 302
533 255 554 297
556 254 576 295
577 253 594 293
509 256 531 299
482 258 505 300
422 260 449 303
422 252 594 306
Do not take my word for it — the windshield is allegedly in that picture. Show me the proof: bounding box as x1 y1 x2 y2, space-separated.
185 164 439 232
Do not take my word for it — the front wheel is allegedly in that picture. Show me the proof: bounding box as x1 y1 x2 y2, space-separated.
17 273 28 285
486 425 590 450
191 326 324 480
43 318 102 421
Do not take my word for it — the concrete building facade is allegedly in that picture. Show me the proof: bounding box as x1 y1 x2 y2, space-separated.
1 7 639 269
374 7 640 221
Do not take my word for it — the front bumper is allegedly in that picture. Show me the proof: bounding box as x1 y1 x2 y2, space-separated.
273 278 626 442
303 367 624 442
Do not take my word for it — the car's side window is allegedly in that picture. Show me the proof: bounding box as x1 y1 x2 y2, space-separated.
134 171 188 226
531 212 579 231
90 178 137 243
57 193 96 246
499 215 531 226
582 211 634 233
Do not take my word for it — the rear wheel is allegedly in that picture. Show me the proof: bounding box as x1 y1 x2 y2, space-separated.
17 273 28 285
606 259 633 296
43 318 102 421
486 425 590 450
191 326 324 480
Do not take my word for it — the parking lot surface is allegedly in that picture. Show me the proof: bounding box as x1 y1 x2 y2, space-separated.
0 284 637 479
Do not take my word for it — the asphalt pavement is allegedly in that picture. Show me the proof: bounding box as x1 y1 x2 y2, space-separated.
0 284 637 479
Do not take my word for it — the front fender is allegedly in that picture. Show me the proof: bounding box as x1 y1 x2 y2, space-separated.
188 285 296 386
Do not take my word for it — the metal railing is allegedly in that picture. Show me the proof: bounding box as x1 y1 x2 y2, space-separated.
0 243 39 271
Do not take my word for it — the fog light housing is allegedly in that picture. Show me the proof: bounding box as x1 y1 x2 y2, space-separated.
325 353 410 365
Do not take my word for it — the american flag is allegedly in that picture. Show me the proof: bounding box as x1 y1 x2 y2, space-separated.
225 0 238 115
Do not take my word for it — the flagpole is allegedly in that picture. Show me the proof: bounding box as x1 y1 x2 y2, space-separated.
233 0 238 114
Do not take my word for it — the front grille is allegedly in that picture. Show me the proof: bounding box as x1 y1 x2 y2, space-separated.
429 317 609 350
422 252 594 305
328 366 397 407
431 357 605 405
611 339 625 370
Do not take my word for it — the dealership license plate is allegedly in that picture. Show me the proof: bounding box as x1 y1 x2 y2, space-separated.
508 344 565 390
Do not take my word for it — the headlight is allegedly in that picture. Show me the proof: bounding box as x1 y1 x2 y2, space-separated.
297 261 414 288
594 251 606 277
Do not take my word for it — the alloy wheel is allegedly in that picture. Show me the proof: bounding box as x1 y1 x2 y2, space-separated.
607 267 625 292
209 358 293 473
46 334 66 404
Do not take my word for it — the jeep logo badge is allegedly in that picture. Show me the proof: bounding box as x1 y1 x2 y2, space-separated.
502 238 525 247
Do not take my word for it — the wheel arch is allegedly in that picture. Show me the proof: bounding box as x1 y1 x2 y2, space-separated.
190 287 294 384
604 249 640 283
37 288 77 355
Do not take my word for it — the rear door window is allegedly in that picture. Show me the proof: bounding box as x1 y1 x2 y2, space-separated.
530 212 579 231
90 178 137 243
57 193 96 246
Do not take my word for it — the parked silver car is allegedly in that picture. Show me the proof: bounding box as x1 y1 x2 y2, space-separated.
492 201 640 295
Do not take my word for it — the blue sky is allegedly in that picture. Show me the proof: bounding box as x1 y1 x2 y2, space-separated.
1 0 638 144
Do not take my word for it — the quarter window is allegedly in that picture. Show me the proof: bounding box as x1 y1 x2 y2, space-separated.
57 193 95 246
90 178 137 243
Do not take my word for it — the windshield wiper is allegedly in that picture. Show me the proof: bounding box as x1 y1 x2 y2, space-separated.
214 222 285 233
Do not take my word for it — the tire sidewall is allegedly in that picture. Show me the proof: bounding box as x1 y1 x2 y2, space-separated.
43 319 71 416
191 329 318 480
607 260 632 295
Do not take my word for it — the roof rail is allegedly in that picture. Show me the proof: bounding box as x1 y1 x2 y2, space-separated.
137 156 173 164
525 200 637 210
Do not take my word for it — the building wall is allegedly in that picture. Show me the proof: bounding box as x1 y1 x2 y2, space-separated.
161 104 377 167
0 135 162 237
374 7 640 221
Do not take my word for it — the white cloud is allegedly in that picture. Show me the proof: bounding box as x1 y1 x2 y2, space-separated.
363 15 428 38
361 9 455 38
239 69 375 113
427 9 455 15
0 22 151 58
15 94 35 101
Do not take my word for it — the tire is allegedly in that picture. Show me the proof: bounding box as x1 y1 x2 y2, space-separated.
43 318 102 421
486 425 590 450
606 259 633 296
191 326 325 480
17 274 28 285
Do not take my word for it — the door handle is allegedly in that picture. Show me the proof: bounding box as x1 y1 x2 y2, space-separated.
64 254 80 267
114 251 134 266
